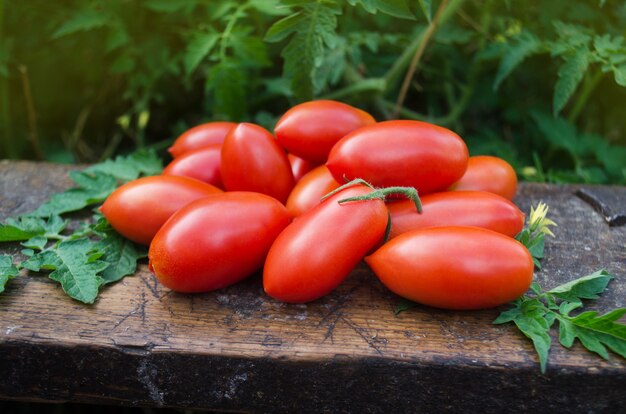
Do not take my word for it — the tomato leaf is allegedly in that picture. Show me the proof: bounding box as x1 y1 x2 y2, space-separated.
0 215 67 242
0 255 19 294
493 31 542 91
22 239 109 304
183 31 220 75
346 0 415 20
52 9 109 39
557 309 626 360
548 269 614 306
553 48 590 115
266 1 341 101
96 228 147 285
83 149 162 182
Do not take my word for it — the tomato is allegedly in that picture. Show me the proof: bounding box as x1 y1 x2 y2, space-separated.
149 192 290 293
388 191 524 239
449 155 518 200
264 184 390 303
163 144 223 189
221 123 295 204
288 153 316 182
274 100 376 164
365 226 533 310
326 120 468 195
100 176 222 245
168 121 236 158
285 165 341 218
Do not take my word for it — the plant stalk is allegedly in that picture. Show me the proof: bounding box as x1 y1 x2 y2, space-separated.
568 68 603 124
392 0 451 118
18 65 44 160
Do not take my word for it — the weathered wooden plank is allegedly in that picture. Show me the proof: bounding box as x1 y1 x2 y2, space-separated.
0 161 625 412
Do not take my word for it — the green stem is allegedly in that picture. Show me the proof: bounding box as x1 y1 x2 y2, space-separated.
220 4 248 60
338 185 423 213
320 78 386 100
383 0 465 92
567 68 603 124
0 0 16 159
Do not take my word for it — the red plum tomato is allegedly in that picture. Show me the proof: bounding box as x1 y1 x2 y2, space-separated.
274 100 376 164
288 153 316 182
168 121 236 158
388 191 524 239
285 165 341 218
326 120 468 195
449 155 518 200
264 184 388 303
100 176 222 245
221 123 295 204
149 192 290 293
163 144 223 189
365 226 533 310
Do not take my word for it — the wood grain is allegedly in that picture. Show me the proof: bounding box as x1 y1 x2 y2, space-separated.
0 161 625 412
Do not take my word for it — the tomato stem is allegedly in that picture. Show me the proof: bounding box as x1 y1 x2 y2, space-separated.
320 178 374 201
339 186 423 213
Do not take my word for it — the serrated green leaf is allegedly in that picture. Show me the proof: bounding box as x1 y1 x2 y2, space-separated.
249 0 292 16
52 9 109 39
84 149 162 181
531 111 583 156
24 239 109 304
21 235 48 251
0 255 19 294
613 64 626 87
184 31 220 75
206 59 247 121
347 0 414 19
0 215 67 242
29 172 118 217
557 309 626 360
493 32 541 91
548 269 613 306
272 1 341 101
513 312 553 373
232 34 271 68
143 0 198 13
96 230 146 284
553 49 590 115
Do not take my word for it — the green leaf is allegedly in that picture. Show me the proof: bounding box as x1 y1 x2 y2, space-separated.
105 25 130 53
96 230 146 284
206 59 247 121
23 239 109 304
0 215 67 242
249 0 293 16
184 31 220 75
493 32 541 91
418 0 432 22
0 255 19 294
395 298 417 315
143 0 198 13
613 64 626 87
29 172 118 217
346 0 415 19
553 48 590 115
52 9 109 39
231 34 271 68
531 111 584 157
557 309 626 360
84 149 163 181
548 269 614 306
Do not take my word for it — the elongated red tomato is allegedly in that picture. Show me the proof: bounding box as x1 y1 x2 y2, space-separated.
264 184 388 303
100 176 222 245
366 227 533 310
275 100 376 164
221 123 295 203
327 120 468 194
149 192 290 293
388 191 524 239
285 165 341 218
449 155 518 200
163 144 223 188
168 121 236 158
288 153 316 182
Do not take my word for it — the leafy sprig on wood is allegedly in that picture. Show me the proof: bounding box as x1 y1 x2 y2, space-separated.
0 150 161 303
494 270 625 373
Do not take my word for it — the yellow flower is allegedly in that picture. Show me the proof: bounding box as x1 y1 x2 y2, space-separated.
529 202 557 237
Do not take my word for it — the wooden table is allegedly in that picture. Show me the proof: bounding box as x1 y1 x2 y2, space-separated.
1 161 625 413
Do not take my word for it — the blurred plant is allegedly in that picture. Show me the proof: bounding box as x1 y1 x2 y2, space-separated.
1 0 625 184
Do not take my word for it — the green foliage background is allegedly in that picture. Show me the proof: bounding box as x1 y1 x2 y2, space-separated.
1 0 625 184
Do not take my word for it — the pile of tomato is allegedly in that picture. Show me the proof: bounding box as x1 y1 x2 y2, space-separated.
100 100 533 310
